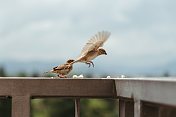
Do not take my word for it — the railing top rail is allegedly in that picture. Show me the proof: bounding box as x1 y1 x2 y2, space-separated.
0 77 176 105
0 77 175 81
0 77 116 98
114 77 176 106
114 77 176 82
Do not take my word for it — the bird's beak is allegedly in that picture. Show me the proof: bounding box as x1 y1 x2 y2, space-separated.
105 52 107 55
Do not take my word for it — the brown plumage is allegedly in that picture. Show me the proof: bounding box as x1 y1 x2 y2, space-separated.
71 31 110 67
43 59 74 78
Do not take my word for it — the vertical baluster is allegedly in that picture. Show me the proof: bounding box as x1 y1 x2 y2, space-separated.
134 100 141 117
75 98 80 117
119 99 134 117
12 95 30 117
119 99 126 117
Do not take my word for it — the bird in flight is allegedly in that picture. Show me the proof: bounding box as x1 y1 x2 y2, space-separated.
71 31 110 67
43 59 74 78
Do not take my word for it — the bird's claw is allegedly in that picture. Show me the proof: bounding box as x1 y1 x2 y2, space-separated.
91 62 94 67
86 62 91 67
86 61 94 68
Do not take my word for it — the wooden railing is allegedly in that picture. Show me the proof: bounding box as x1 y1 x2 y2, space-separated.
0 77 176 117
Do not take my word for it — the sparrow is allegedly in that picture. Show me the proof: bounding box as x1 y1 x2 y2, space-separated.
71 31 110 67
43 59 75 78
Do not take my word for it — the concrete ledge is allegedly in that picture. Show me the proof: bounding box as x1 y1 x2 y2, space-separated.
0 77 116 98
115 77 176 106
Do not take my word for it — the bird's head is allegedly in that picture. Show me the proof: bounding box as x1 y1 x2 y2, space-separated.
98 48 107 55
66 59 75 64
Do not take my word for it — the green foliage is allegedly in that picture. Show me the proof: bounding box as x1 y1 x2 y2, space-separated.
31 98 119 117
31 71 40 77
17 71 27 77
31 98 74 117
81 99 119 117
85 73 94 78
163 71 169 77
0 67 6 77
0 98 11 117
42 73 55 77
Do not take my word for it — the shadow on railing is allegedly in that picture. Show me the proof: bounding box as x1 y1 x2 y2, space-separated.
0 77 176 117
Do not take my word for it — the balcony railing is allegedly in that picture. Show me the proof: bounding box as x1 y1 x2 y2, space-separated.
0 77 176 117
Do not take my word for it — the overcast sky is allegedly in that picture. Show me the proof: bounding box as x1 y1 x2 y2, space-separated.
0 0 176 75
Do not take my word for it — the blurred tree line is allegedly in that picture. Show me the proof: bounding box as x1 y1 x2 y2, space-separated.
0 67 6 77
0 66 119 117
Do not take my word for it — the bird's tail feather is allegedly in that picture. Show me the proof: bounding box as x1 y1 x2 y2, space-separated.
43 71 54 73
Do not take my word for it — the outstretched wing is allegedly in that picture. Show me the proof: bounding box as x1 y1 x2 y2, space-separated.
78 31 110 58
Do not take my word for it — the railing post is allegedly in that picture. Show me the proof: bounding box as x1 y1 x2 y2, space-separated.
119 99 134 117
119 99 126 117
134 100 141 117
12 95 30 117
75 98 80 117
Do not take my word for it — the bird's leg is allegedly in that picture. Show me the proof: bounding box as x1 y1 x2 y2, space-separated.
63 76 68 78
89 61 94 67
58 75 68 78
85 62 91 67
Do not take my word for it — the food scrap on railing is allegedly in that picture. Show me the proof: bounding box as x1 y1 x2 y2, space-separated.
121 75 126 78
72 75 78 78
78 74 84 78
72 74 84 78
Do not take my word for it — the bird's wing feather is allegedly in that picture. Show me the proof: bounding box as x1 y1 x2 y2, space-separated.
78 31 110 58
53 64 69 70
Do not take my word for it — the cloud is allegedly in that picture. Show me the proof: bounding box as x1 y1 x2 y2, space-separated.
0 0 175 71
